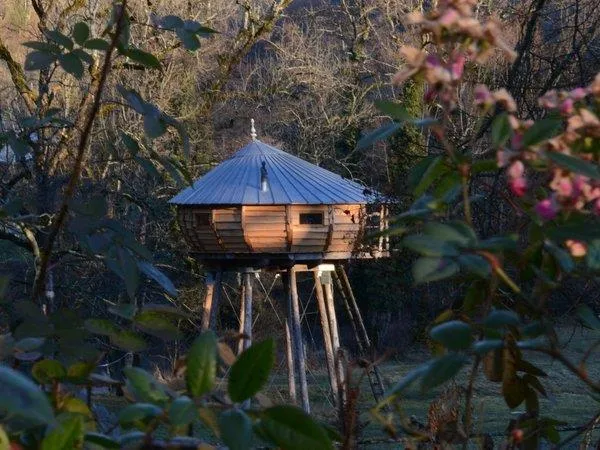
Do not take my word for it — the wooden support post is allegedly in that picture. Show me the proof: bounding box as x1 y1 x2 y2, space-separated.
241 271 253 352
281 272 297 404
332 270 364 354
201 272 216 330
322 271 346 410
287 267 310 413
336 265 371 349
313 271 338 404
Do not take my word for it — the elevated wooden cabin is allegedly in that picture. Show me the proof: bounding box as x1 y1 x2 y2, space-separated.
170 136 388 265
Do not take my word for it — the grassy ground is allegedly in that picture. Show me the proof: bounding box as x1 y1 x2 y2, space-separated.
97 325 600 448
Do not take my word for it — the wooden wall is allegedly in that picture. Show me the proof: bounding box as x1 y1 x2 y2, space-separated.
177 204 369 254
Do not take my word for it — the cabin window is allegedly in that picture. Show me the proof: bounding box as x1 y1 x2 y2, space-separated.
299 212 324 225
195 212 211 225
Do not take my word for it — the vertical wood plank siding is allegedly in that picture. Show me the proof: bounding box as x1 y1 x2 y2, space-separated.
177 204 369 254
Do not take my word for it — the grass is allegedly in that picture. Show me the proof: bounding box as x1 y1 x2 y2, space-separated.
96 324 600 448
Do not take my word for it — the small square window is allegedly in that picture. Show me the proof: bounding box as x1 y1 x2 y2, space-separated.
299 212 324 225
195 212 211 225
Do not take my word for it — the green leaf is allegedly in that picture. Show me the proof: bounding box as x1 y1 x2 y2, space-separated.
186 331 217 397
175 28 201 50
576 305 600 330
59 52 84 78
257 405 332 450
44 30 74 50
84 432 120 449
0 365 54 425
219 409 252 450
134 310 180 340
477 235 518 251
503 375 527 409
110 330 148 353
424 221 476 246
484 309 520 328
119 403 163 428
124 48 160 68
491 112 512 147
403 235 459 257
71 49 93 65
72 22 90 45
84 319 119 337
356 122 401 150
83 38 109 51
14 337 45 352
67 362 95 381
586 240 600 270
413 156 446 197
0 425 9 450
32 360 66 384
471 159 498 174
41 415 83 450
138 261 177 297
430 320 473 351
412 257 459 284
521 116 562 147
124 367 169 405
544 241 574 273
384 364 429 397
421 354 469 392
168 396 197 426
24 51 57 71
517 360 547 377
228 339 274 403
374 100 413 121
458 254 491 278
545 151 600 180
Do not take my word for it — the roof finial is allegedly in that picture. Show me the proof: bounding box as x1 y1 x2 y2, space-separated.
250 118 257 141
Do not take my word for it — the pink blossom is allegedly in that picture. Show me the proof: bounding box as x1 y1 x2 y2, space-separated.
474 84 492 107
566 240 587 257
595 198 600 215
560 98 574 115
569 87 588 101
535 198 558 220
509 177 527 197
450 54 466 80
508 160 524 179
438 8 460 26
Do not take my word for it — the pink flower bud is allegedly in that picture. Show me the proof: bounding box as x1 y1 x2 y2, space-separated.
474 84 492 106
569 87 588 101
509 176 527 197
535 198 558 220
595 198 600 215
566 240 587 257
560 98 574 115
450 54 466 80
439 8 460 26
508 160 524 179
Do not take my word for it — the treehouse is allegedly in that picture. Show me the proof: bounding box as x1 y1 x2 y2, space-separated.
170 128 389 265
169 122 388 415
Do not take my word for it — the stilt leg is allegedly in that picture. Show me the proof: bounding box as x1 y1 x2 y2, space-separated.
287 267 310 413
242 271 253 352
313 271 338 404
281 272 297 404
201 272 216 331
237 274 246 355
208 270 222 330
322 271 346 410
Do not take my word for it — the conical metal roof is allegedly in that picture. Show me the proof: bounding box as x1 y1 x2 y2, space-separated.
169 140 375 205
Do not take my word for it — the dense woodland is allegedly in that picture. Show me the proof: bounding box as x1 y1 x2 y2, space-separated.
1 0 600 448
